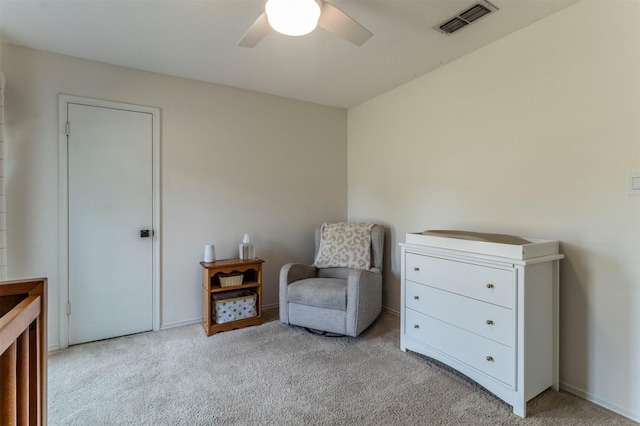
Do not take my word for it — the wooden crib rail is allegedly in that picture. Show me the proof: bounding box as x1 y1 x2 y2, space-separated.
0 278 47 426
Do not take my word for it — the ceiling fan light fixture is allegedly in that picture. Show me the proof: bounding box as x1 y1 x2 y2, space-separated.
265 0 321 37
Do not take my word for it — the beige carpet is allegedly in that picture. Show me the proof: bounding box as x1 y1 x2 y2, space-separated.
48 312 635 425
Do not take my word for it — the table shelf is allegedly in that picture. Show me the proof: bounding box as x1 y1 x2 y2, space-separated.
200 258 264 336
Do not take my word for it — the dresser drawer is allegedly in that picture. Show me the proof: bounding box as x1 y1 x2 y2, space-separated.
405 308 514 386
405 253 514 308
406 280 513 347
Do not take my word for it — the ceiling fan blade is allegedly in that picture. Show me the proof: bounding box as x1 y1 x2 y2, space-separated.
238 12 271 48
317 2 372 46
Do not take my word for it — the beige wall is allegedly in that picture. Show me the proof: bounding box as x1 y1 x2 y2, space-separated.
2 44 347 347
348 0 639 421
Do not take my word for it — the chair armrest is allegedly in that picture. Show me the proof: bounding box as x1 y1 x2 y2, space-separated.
280 263 318 285
346 269 383 336
279 263 318 325
347 268 381 283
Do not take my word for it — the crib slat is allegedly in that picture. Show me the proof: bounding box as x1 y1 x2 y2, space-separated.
29 323 38 426
0 340 17 425
17 328 30 424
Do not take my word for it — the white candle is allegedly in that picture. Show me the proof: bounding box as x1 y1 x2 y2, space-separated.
204 244 216 262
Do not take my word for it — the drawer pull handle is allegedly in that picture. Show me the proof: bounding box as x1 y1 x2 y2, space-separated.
413 267 420 272
486 320 494 325
413 324 420 329
413 295 420 300
486 356 494 362
486 283 494 289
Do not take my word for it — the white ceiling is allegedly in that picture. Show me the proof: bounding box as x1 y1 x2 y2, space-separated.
0 0 578 109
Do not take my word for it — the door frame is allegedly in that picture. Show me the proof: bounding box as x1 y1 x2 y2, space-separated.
58 94 161 349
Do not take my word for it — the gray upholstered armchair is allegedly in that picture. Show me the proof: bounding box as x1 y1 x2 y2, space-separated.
279 223 384 337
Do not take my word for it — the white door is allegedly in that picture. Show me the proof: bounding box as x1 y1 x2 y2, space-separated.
67 103 153 345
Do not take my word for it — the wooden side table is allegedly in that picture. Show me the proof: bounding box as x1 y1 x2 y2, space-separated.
200 258 264 336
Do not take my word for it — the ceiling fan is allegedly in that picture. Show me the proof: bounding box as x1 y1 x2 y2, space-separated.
238 0 373 48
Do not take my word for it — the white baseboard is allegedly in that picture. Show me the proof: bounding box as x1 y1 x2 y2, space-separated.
160 318 201 330
159 305 280 331
47 319 201 350
382 305 400 317
263 302 279 311
560 382 639 423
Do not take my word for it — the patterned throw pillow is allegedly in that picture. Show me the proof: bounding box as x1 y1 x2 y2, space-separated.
313 222 374 270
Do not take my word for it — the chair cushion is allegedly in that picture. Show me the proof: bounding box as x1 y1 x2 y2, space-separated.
313 222 374 270
287 278 347 311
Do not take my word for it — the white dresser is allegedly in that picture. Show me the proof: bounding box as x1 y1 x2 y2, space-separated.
400 232 564 417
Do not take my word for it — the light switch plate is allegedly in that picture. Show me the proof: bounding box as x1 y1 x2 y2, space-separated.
628 172 640 195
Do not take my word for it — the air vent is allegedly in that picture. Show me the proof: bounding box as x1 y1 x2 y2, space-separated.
460 4 492 22
435 1 498 35
439 17 469 34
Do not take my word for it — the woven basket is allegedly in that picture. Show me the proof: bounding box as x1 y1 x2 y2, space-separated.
219 272 243 288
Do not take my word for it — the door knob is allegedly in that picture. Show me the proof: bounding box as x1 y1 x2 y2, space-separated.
140 229 151 238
